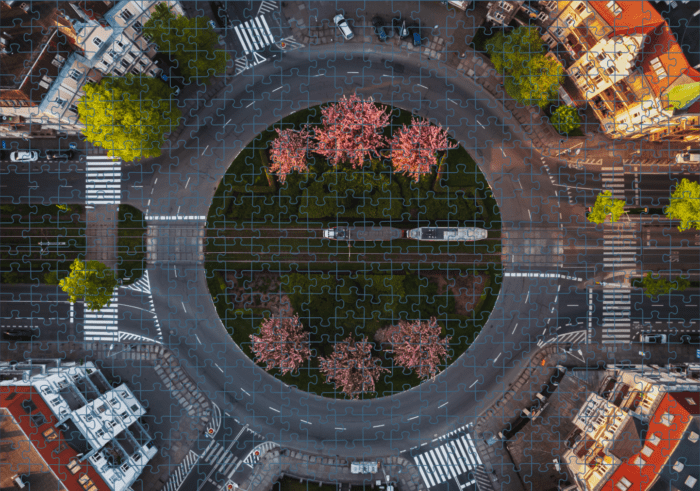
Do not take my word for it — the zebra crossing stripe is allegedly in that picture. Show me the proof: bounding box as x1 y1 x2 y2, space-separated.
83 291 119 341
163 450 199 491
234 16 274 54
257 0 277 15
414 432 482 488
86 156 121 205
122 271 163 342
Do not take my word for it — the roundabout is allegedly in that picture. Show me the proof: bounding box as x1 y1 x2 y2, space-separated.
136 43 567 458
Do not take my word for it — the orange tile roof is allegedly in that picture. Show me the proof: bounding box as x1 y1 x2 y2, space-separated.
601 392 694 491
589 1 665 37
0 385 109 491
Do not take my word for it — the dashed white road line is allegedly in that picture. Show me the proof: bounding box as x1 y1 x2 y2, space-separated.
269 407 280 413
246 101 256 108
438 402 448 408
416 84 428 89
493 353 501 363
511 323 518 335
215 363 224 373
181 301 187 314
241 388 250 396
301 420 312 425
469 380 478 388
272 86 283 92
408 416 420 420
201 145 209 156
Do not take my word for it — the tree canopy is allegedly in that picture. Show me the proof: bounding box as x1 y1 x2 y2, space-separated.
59 259 118 312
250 315 311 375
665 178 700 231
387 318 451 380
390 118 456 181
487 26 563 108
143 3 229 83
319 336 388 398
78 75 181 162
550 105 581 134
588 191 625 224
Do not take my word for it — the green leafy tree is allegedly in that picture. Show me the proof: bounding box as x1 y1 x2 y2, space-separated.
665 178 700 231
59 259 118 312
588 191 625 224
78 75 181 162
144 4 230 84
550 105 581 134
487 26 563 108
640 273 690 298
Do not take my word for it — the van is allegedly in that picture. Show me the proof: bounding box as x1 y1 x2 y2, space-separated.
675 151 700 164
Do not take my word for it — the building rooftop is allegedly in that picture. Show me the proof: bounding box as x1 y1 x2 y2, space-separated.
0 385 108 491
650 0 700 70
0 407 63 491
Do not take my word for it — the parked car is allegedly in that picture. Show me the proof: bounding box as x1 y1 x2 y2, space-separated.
372 16 388 42
208 19 217 30
46 149 74 160
641 333 667 344
675 151 700 163
410 24 422 46
681 334 700 344
10 151 38 162
334 14 354 40
172 86 181 97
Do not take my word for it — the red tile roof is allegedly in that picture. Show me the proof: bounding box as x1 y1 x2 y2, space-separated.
589 1 700 97
0 385 109 491
601 392 694 491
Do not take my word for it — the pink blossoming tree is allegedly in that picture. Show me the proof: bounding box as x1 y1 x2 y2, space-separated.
250 315 311 375
390 118 456 181
319 336 388 398
387 318 451 380
314 94 390 168
269 127 312 181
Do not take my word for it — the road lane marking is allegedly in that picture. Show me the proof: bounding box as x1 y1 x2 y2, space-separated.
185 177 191 189
373 424 385 428
269 407 280 413
195 334 202 345
408 416 420 420
201 145 209 156
246 101 256 108
469 380 478 388
272 86 283 92
448 99 458 105
181 301 187 313
301 420 312 424
476 119 486 129
438 402 448 408
417 84 428 89
493 353 501 363
242 388 250 396
512 323 518 335
215 363 224 373
224 118 231 127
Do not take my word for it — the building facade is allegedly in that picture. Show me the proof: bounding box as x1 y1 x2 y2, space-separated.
541 0 700 143
0 0 183 139
0 360 157 491
563 366 700 491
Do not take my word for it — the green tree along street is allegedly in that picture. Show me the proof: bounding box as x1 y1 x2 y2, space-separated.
59 259 118 312
78 75 181 162
639 272 690 299
486 26 563 108
666 178 700 231
144 3 230 84
550 105 581 135
588 191 625 224
117 205 146 285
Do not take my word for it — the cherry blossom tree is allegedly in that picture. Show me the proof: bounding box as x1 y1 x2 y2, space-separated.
319 336 388 398
387 318 451 380
390 118 456 181
269 128 312 181
250 315 311 375
314 94 390 168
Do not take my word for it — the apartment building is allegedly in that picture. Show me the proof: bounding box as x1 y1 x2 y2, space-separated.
541 1 700 143
563 365 700 491
0 0 183 139
0 360 157 491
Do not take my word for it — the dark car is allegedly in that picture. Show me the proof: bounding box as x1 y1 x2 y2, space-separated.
410 24 421 46
681 334 700 344
2 328 39 341
46 149 74 160
372 16 388 42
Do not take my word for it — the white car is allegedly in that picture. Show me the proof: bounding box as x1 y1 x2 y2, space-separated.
675 151 700 163
10 151 38 162
334 14 354 40
641 333 667 344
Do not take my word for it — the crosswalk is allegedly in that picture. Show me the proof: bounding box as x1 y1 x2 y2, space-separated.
601 167 625 199
83 291 119 341
234 16 274 54
603 230 638 273
234 52 267 75
257 0 278 15
85 155 121 205
162 450 199 491
122 271 163 342
600 287 631 344
413 431 482 489
201 440 241 481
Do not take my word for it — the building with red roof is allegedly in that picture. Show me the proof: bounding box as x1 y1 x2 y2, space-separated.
0 360 157 491
563 365 700 491
540 0 700 143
